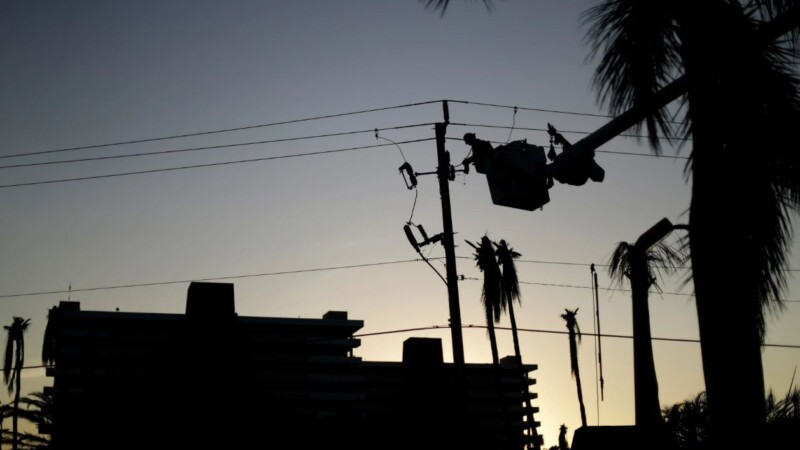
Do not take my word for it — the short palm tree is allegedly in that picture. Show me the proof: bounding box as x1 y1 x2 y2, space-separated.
608 239 682 430
561 308 587 427
18 391 53 436
4 317 31 450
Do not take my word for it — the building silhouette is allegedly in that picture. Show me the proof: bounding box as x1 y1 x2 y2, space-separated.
44 282 539 449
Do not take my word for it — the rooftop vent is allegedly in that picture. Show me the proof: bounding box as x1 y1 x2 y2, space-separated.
186 282 235 319
403 337 443 367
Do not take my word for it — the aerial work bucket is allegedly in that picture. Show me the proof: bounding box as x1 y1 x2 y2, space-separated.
484 140 551 211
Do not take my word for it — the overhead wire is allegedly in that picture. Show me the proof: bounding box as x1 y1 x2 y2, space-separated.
504 106 517 143
2 98 656 162
0 258 441 299
3 257 798 301
446 99 617 119
446 99 686 125
448 122 689 143
0 138 434 189
444 137 690 160
0 100 445 160
0 124 433 170
17 323 800 372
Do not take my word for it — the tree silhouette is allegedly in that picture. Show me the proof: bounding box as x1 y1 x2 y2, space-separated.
467 236 502 366
421 0 493 16
561 308 586 427
495 239 541 450
608 239 682 430
427 2 800 446
18 391 53 438
466 235 514 446
584 2 800 447
4 317 31 450
663 386 800 450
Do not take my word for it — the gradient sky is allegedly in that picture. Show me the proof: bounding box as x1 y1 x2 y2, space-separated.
1 0 799 446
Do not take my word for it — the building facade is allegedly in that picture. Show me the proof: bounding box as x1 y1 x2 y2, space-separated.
44 282 539 449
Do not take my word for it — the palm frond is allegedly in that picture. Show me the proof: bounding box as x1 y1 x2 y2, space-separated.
3 329 13 389
420 0 494 17
561 308 581 344
4 317 30 393
494 239 521 311
607 238 685 292
468 236 502 324
608 241 634 285
582 0 681 151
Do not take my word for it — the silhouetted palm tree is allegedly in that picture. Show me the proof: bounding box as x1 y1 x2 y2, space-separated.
561 308 586 427
662 392 710 450
584 2 800 447
663 386 800 450
422 0 493 16
429 1 800 445
467 236 502 366
608 239 682 429
18 391 53 437
467 235 515 446
4 317 31 450
495 239 541 450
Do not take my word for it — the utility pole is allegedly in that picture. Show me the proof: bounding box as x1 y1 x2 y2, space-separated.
435 102 466 372
434 102 471 446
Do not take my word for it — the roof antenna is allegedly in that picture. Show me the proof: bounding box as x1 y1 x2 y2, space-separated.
68 282 72 301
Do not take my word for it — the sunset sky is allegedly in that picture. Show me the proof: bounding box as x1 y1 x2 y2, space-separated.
1 1 799 446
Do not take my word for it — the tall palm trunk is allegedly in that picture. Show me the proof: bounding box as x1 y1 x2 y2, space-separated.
569 327 587 428
562 309 587 427
3 318 30 450
508 301 540 450
485 307 500 366
467 236 513 447
11 338 22 450
679 6 767 448
629 258 662 429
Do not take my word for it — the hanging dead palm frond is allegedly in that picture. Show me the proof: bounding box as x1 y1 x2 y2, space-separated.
41 306 59 368
494 239 521 311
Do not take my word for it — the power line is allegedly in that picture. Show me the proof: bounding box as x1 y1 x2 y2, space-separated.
0 138 434 189
6 256 796 300
447 99 686 126
1 98 666 162
512 280 800 303
0 258 437 299
17 323 800 372
467 324 800 349
0 101 444 160
0 124 433 170
456 255 799 273
446 99 617 119
445 137 689 159
449 122 689 142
